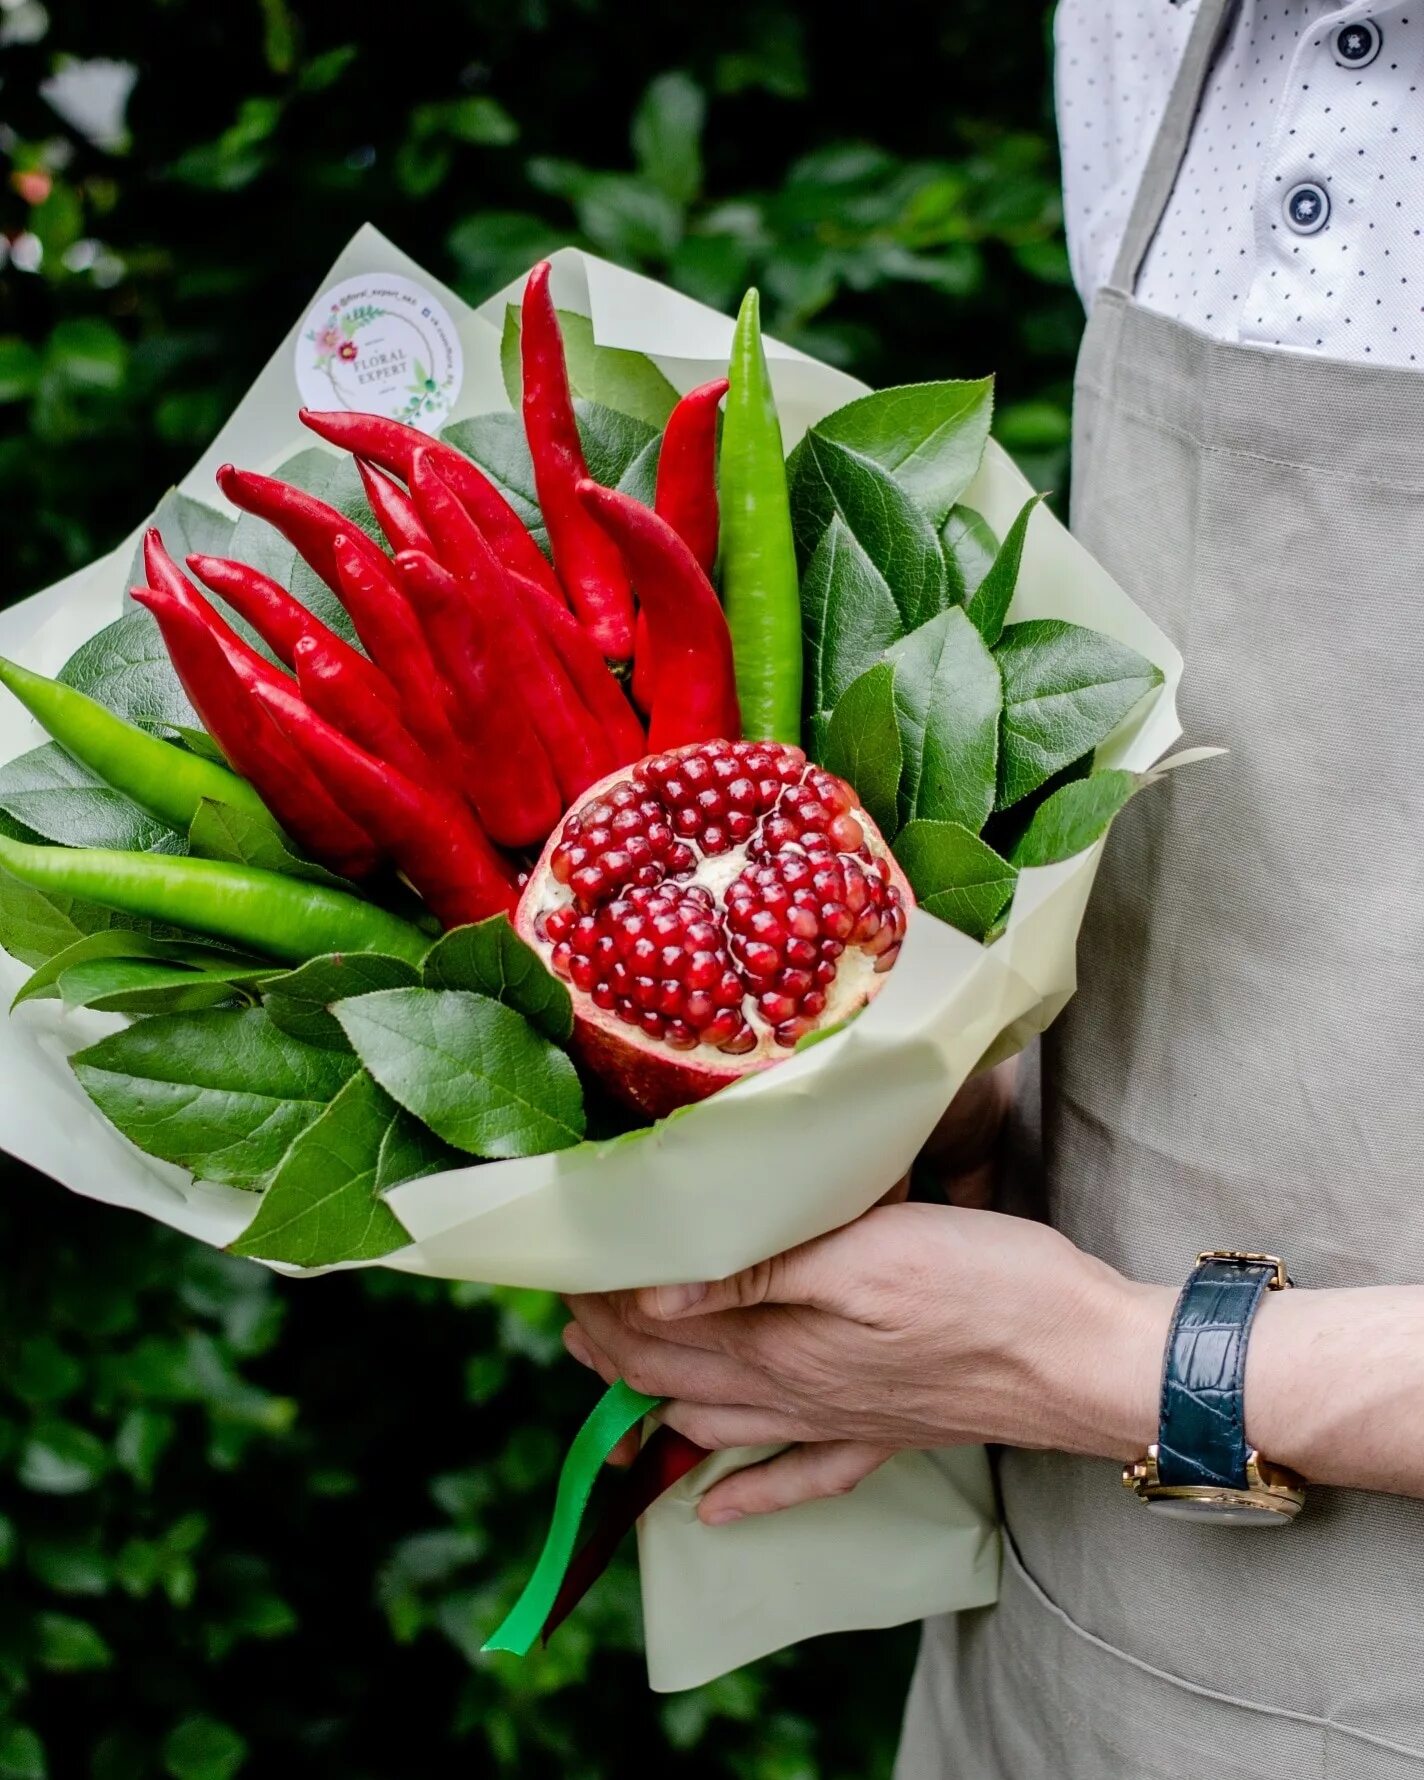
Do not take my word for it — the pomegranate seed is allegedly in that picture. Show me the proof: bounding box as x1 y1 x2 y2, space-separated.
527 740 908 1081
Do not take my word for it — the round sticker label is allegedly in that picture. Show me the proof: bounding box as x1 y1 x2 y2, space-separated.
296 272 463 432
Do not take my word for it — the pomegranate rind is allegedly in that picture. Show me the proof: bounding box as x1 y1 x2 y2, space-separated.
515 742 914 1120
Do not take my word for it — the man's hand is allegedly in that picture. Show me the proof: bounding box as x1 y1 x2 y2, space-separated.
564 1202 1172 1524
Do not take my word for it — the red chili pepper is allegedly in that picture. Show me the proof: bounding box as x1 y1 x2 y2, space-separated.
575 482 741 751
508 570 645 767
212 467 464 762
403 449 644 770
185 553 400 709
297 407 564 605
215 464 368 593
292 632 438 791
324 531 471 790
393 549 563 849
633 377 728 713
356 459 434 557
143 534 292 700
521 262 635 661
398 477 612 807
251 678 515 927
131 584 380 879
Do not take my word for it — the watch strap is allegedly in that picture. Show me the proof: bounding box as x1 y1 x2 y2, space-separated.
1156 1254 1282 1490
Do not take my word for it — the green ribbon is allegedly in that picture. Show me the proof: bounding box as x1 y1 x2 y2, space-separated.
483 1378 660 1655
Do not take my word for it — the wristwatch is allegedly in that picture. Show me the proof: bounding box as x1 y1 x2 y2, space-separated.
1123 1250 1306 1524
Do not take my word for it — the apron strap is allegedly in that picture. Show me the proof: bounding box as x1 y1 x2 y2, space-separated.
1109 0 1243 294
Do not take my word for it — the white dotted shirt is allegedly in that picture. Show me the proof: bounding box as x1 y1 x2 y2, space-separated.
1056 0 1424 364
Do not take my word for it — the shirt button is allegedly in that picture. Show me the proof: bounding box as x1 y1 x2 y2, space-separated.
1284 180 1331 236
1332 18 1382 67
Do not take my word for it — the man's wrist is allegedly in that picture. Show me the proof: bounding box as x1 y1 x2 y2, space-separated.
1007 1243 1173 1461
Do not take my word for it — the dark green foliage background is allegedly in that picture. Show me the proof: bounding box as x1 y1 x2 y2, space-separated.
0 3 1077 1774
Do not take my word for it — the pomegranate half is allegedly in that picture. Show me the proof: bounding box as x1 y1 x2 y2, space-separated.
516 739 912 1118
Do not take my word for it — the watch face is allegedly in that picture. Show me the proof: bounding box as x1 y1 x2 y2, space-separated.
1145 1495 1293 1526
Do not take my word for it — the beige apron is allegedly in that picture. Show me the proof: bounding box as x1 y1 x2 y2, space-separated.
896 1 1424 1773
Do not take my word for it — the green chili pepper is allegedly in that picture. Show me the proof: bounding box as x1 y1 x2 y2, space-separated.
718 288 802 746
0 837 430 968
0 656 272 834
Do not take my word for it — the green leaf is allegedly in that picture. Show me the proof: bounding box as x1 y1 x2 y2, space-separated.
443 401 659 555
0 1724 45 1780
58 610 202 740
0 742 183 854
632 72 706 206
1010 769 1139 868
13 929 242 1008
808 380 994 526
188 798 341 885
577 402 663 498
996 620 1164 808
334 989 585 1159
11 1336 83 1406
230 1071 447 1266
893 821 1017 940
886 609 1001 831
421 916 573 1043
499 306 678 429
35 1611 112 1672
941 505 1000 604
163 1717 247 1780
72 1008 357 1189
441 413 543 540
446 213 566 298
124 489 235 597
56 958 245 1016
0 337 42 405
225 448 373 645
801 515 903 754
260 952 421 1050
821 664 902 839
964 495 1044 645
18 1421 108 1494
790 432 948 634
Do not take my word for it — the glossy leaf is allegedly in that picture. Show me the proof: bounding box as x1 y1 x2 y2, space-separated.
57 610 202 740
421 916 573 1043
996 620 1163 808
188 798 342 886
941 505 999 604
790 431 948 633
499 306 679 428
56 958 243 1016
800 514 903 754
886 609 1001 831
821 663 902 839
807 379 994 525
229 1071 448 1266
72 1008 356 1189
893 820 1017 940
1010 768 1139 867
964 494 1044 645
0 742 181 855
334 988 585 1159
260 952 421 1050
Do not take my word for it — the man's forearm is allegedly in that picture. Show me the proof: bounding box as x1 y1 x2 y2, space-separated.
1062 1269 1424 1497
1245 1286 1424 1495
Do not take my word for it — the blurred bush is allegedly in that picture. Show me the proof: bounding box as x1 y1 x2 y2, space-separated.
0 2 1076 1773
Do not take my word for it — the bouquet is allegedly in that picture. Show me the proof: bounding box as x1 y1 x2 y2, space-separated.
0 229 1199 1691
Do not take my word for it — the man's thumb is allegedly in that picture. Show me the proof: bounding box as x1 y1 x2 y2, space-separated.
636 1241 839 1322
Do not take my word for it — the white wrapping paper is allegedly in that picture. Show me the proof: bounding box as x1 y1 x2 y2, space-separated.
0 228 1183 1691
